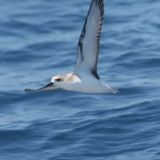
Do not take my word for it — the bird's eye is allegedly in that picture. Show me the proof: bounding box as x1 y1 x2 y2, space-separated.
55 78 62 82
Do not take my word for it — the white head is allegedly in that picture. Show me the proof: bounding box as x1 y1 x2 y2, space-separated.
40 73 81 91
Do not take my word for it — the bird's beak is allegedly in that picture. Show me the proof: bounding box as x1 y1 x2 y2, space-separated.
39 82 54 90
25 82 57 93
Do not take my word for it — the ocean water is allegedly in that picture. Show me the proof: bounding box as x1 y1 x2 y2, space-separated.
0 0 160 159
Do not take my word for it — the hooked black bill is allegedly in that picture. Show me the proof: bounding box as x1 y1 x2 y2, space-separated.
25 82 54 93
45 82 54 87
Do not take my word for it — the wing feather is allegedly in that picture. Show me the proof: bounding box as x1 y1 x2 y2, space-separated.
74 0 104 79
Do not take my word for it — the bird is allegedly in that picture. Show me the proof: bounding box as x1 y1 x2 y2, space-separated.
25 0 118 94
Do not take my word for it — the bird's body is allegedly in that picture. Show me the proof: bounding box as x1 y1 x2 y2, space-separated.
51 73 116 93
25 0 118 94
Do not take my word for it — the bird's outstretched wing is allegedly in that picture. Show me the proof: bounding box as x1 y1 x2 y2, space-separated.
74 0 104 79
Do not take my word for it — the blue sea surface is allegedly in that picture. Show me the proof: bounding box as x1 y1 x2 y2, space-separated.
0 0 160 159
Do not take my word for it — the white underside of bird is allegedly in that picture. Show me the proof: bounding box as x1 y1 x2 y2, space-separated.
25 0 118 94
52 73 116 94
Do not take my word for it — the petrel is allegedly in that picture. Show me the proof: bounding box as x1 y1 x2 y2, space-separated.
25 0 117 94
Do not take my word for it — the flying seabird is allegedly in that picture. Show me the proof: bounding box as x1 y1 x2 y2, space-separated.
25 0 117 94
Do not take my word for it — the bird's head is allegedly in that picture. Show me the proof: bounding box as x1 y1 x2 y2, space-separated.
42 73 81 91
25 73 81 93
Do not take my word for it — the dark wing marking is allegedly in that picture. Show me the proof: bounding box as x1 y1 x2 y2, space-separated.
74 0 104 79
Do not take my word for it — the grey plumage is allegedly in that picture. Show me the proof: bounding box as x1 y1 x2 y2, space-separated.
75 0 104 80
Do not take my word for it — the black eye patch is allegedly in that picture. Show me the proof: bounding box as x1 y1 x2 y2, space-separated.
55 78 62 82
